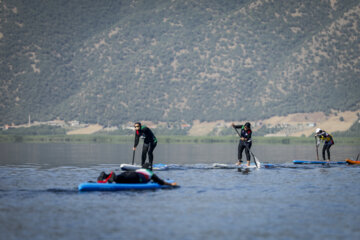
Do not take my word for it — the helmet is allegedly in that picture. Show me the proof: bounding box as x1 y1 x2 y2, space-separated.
244 122 251 128
315 128 322 134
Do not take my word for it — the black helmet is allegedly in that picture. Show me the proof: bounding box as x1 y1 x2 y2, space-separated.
244 122 251 128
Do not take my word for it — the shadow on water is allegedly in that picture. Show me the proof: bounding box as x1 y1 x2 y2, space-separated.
237 168 251 174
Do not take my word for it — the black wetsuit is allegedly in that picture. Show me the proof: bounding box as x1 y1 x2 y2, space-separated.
114 171 165 185
233 125 252 162
134 125 157 167
97 169 165 185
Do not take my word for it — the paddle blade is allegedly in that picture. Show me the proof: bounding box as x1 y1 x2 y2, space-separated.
254 156 261 168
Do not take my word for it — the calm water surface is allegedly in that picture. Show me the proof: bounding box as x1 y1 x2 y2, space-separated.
0 142 359 240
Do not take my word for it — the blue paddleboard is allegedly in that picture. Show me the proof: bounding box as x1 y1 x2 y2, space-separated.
293 160 346 164
264 164 276 168
78 180 175 191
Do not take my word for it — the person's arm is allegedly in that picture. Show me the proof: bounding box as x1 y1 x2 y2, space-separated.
151 174 177 186
317 132 325 140
315 133 325 145
133 131 140 149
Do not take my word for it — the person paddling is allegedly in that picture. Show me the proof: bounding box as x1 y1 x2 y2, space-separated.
315 128 334 162
97 163 177 186
133 122 157 170
232 122 252 166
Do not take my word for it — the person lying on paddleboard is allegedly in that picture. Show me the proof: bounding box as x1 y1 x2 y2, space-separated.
232 122 252 166
315 128 334 161
97 163 177 186
133 122 157 170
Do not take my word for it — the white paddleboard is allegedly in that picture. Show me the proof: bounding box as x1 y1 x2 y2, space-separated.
212 163 257 169
120 163 168 171
120 164 142 171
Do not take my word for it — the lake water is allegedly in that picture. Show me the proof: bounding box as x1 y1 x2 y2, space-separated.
0 142 360 240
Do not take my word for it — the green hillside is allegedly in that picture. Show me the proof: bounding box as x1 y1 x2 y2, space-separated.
1 0 359 126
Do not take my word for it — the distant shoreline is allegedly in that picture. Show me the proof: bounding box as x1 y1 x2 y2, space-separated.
0 135 359 145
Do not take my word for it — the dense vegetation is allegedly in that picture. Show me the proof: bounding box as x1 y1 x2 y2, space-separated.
0 125 66 135
333 121 360 137
1 0 359 126
1 119 359 138
1 130 359 145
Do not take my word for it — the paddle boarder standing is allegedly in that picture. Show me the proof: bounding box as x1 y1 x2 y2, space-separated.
232 122 252 166
133 122 157 170
315 128 334 162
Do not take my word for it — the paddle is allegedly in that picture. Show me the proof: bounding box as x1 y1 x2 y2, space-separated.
315 136 320 161
233 127 260 168
131 149 135 165
132 131 137 165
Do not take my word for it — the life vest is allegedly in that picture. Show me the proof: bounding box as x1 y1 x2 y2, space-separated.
241 126 252 142
319 132 334 144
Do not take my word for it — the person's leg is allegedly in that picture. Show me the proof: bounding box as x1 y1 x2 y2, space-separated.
237 142 245 165
147 142 157 170
322 145 326 161
245 142 252 166
325 143 332 161
141 143 149 166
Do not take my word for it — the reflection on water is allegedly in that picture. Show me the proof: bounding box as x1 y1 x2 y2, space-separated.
0 143 360 240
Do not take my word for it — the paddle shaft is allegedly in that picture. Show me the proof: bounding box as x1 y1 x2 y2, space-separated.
131 149 135 165
233 127 258 168
132 132 137 165
315 136 319 161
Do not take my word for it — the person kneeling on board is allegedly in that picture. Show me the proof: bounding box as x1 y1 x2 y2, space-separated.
97 163 177 186
315 128 334 162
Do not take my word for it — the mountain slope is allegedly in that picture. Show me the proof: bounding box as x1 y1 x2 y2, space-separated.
1 0 359 126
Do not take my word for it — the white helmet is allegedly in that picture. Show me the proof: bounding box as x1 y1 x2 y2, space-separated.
315 128 322 134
